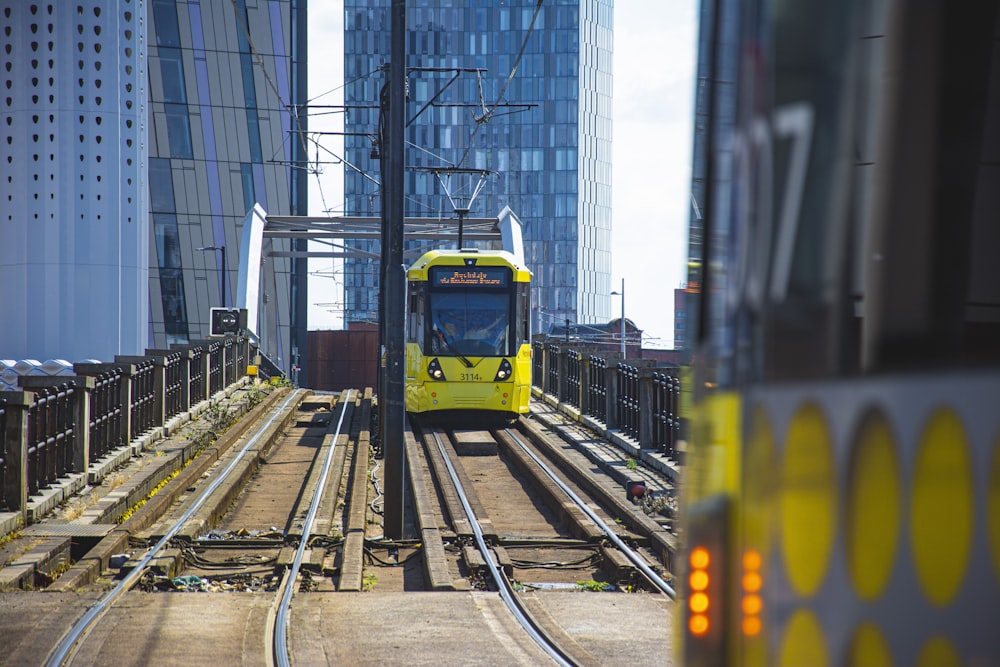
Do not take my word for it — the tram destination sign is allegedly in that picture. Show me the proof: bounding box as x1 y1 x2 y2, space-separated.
430 266 509 288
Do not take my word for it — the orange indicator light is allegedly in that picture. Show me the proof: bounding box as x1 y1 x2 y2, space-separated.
689 592 709 614
689 570 709 591
690 547 710 569
689 614 710 636
741 549 764 637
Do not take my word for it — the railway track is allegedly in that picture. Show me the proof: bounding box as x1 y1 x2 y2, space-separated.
410 418 675 666
40 387 364 666
0 385 674 665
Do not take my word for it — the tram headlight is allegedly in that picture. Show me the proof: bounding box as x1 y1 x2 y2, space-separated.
428 358 446 381
494 358 513 382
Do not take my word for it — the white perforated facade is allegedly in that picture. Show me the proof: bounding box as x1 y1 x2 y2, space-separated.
0 1 305 372
0 0 148 361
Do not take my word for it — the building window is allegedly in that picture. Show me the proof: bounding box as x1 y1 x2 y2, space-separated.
164 103 192 158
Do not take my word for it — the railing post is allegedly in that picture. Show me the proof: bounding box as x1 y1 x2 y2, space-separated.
638 367 655 451
73 377 93 474
579 354 591 415
179 349 193 411
606 359 620 430
222 337 232 387
1 390 34 518
115 363 136 445
540 341 548 393
74 377 93 473
198 342 212 403
239 334 250 375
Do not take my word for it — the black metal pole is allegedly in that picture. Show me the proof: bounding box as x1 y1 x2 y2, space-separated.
382 0 407 539
290 0 309 387
219 246 227 309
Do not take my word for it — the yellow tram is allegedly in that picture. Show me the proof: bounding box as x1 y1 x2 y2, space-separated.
405 248 532 422
681 1 1000 665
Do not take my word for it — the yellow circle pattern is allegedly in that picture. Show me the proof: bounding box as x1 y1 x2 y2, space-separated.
846 409 900 601
916 636 961 667
779 609 827 667
846 622 893 667
781 403 836 597
910 408 974 606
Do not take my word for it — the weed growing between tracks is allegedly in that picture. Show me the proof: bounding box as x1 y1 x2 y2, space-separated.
111 388 250 527
575 579 613 592
116 469 181 524
0 530 22 552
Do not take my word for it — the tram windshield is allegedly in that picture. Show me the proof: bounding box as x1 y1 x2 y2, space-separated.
428 291 511 356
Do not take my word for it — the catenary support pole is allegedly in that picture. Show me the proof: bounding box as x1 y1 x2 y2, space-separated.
382 0 407 539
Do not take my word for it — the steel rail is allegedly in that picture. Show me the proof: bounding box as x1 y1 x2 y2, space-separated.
271 389 355 667
45 389 304 667
428 429 575 667
503 428 677 599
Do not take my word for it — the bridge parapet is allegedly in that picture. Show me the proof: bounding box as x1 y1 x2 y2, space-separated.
531 335 683 466
0 335 256 527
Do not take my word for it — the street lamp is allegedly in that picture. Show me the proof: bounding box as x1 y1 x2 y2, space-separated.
611 278 625 359
196 245 228 308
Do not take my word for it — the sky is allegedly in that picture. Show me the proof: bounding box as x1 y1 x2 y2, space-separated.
305 2 698 350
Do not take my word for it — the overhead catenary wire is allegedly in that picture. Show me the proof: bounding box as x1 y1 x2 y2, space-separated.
226 1 545 216
456 0 545 168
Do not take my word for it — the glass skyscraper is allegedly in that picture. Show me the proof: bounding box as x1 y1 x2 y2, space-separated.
147 0 306 373
342 0 613 334
0 0 306 372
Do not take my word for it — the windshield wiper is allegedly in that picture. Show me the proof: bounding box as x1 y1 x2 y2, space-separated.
433 325 474 368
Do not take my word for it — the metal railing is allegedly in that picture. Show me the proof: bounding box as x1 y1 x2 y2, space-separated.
163 352 184 420
88 369 124 462
545 343 560 396
208 340 224 396
530 337 683 459
616 363 640 440
26 383 76 497
652 372 681 459
532 340 545 387
588 356 608 423
1 335 257 522
564 350 581 409
130 360 156 441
